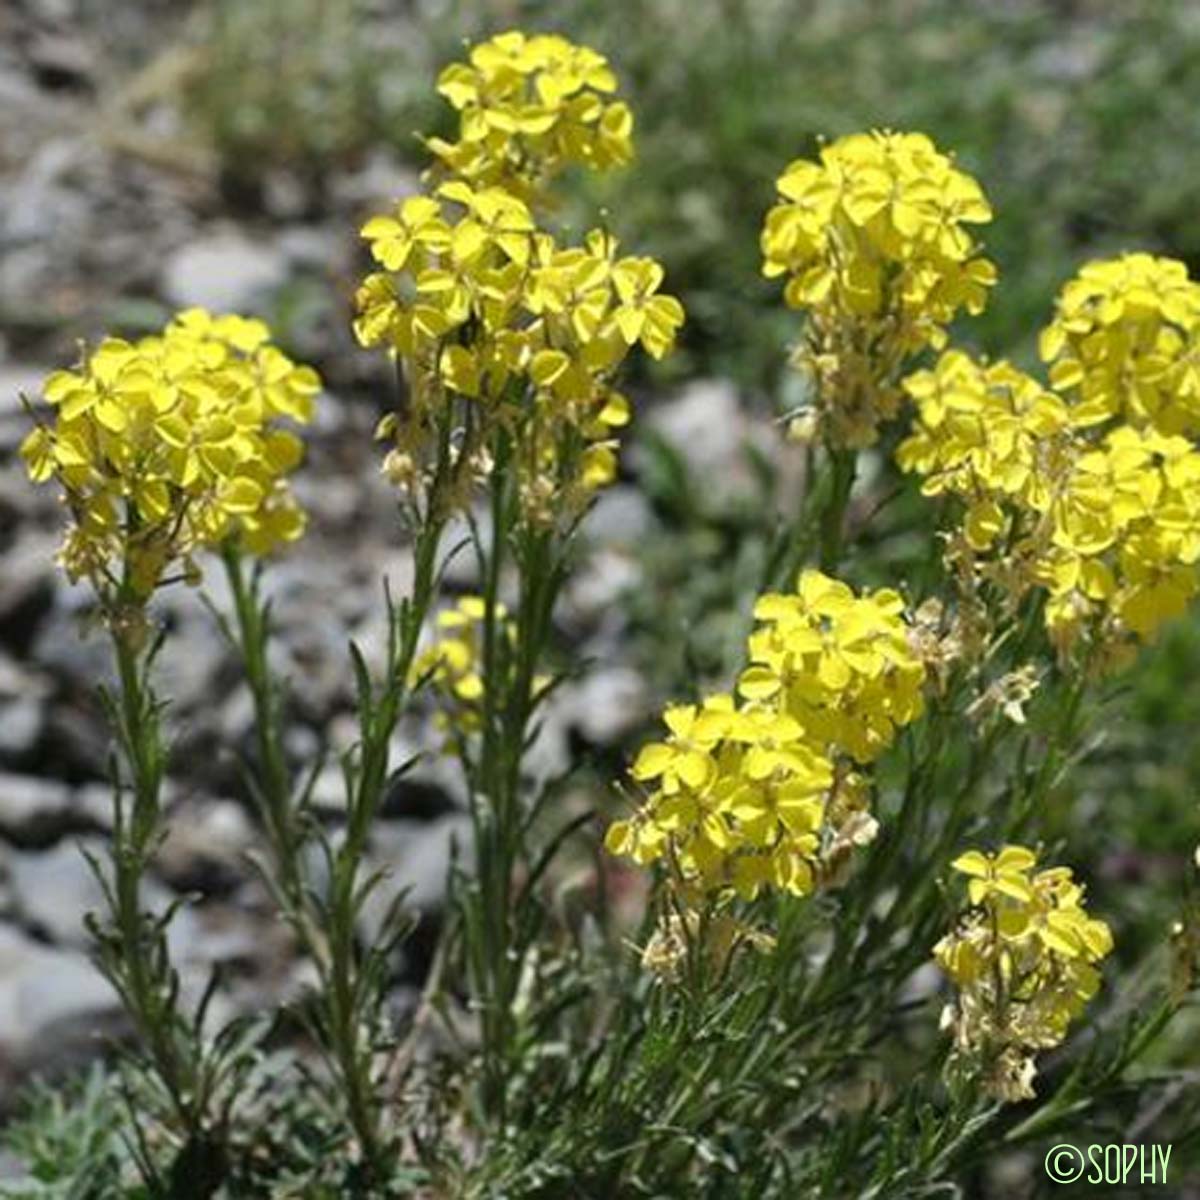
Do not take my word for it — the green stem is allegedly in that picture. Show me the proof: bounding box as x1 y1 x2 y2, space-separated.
464 431 572 1125
819 446 857 574
221 545 305 909
475 440 514 1121
320 506 444 1179
105 621 217 1183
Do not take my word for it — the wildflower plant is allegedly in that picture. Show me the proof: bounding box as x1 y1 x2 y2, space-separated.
607 570 923 916
762 130 996 451
18 309 318 1188
426 30 634 199
11 34 1200 1200
346 27 681 1132
20 310 315 605
937 846 1114 1102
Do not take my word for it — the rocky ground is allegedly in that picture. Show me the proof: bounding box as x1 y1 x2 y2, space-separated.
0 0 784 1119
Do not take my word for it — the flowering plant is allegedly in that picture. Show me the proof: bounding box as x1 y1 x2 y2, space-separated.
12 34 1199 1199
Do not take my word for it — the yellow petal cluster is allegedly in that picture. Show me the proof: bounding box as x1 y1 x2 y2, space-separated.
1041 253 1200 437
936 845 1113 1102
426 31 634 201
605 570 926 903
739 570 927 762
411 594 550 750
411 594 506 748
20 309 316 601
355 184 682 525
899 342 1200 666
412 595 494 709
761 130 996 448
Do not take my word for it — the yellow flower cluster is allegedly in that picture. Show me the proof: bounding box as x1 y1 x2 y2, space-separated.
739 570 927 763
411 595 499 745
637 911 775 984
411 594 548 748
20 309 316 601
898 334 1200 666
935 845 1113 1102
1041 253 1200 437
761 130 996 448
605 570 925 902
426 31 634 201
355 180 682 525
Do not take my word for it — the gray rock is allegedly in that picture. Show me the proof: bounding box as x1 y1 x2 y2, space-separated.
644 377 742 464
368 813 472 916
166 901 291 988
638 378 775 502
155 799 256 895
291 472 363 529
218 682 255 747
161 228 288 313
8 838 110 947
3 138 87 244
0 849 13 919
0 772 72 846
582 484 652 548
564 547 642 624
524 702 572 782
560 666 648 746
330 150 419 211
74 782 116 831
309 762 348 815
26 31 94 88
0 696 43 763
0 531 57 650
277 224 345 271
385 722 467 816
153 610 226 712
0 922 122 1087
30 604 111 690
0 247 52 317
39 702 110 779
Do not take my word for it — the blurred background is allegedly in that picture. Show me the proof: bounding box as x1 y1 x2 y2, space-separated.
2 0 1200 1164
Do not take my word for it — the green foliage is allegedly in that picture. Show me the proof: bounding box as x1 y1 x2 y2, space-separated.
183 0 439 205
8 7 1200 1197
0 1066 133 1199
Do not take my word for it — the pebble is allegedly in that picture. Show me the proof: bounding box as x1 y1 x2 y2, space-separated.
365 813 473 927
155 799 257 895
161 227 288 313
0 922 123 1091
637 377 777 503
0 532 57 652
7 837 121 948
0 772 76 847
560 666 649 746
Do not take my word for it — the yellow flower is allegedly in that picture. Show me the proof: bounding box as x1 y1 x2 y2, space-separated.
20 309 316 603
951 845 1036 905
1041 253 1200 436
608 258 686 360
631 700 730 796
897 337 1200 668
354 171 682 526
606 570 924 908
762 129 996 447
936 845 1113 1103
425 31 633 202
738 569 925 763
